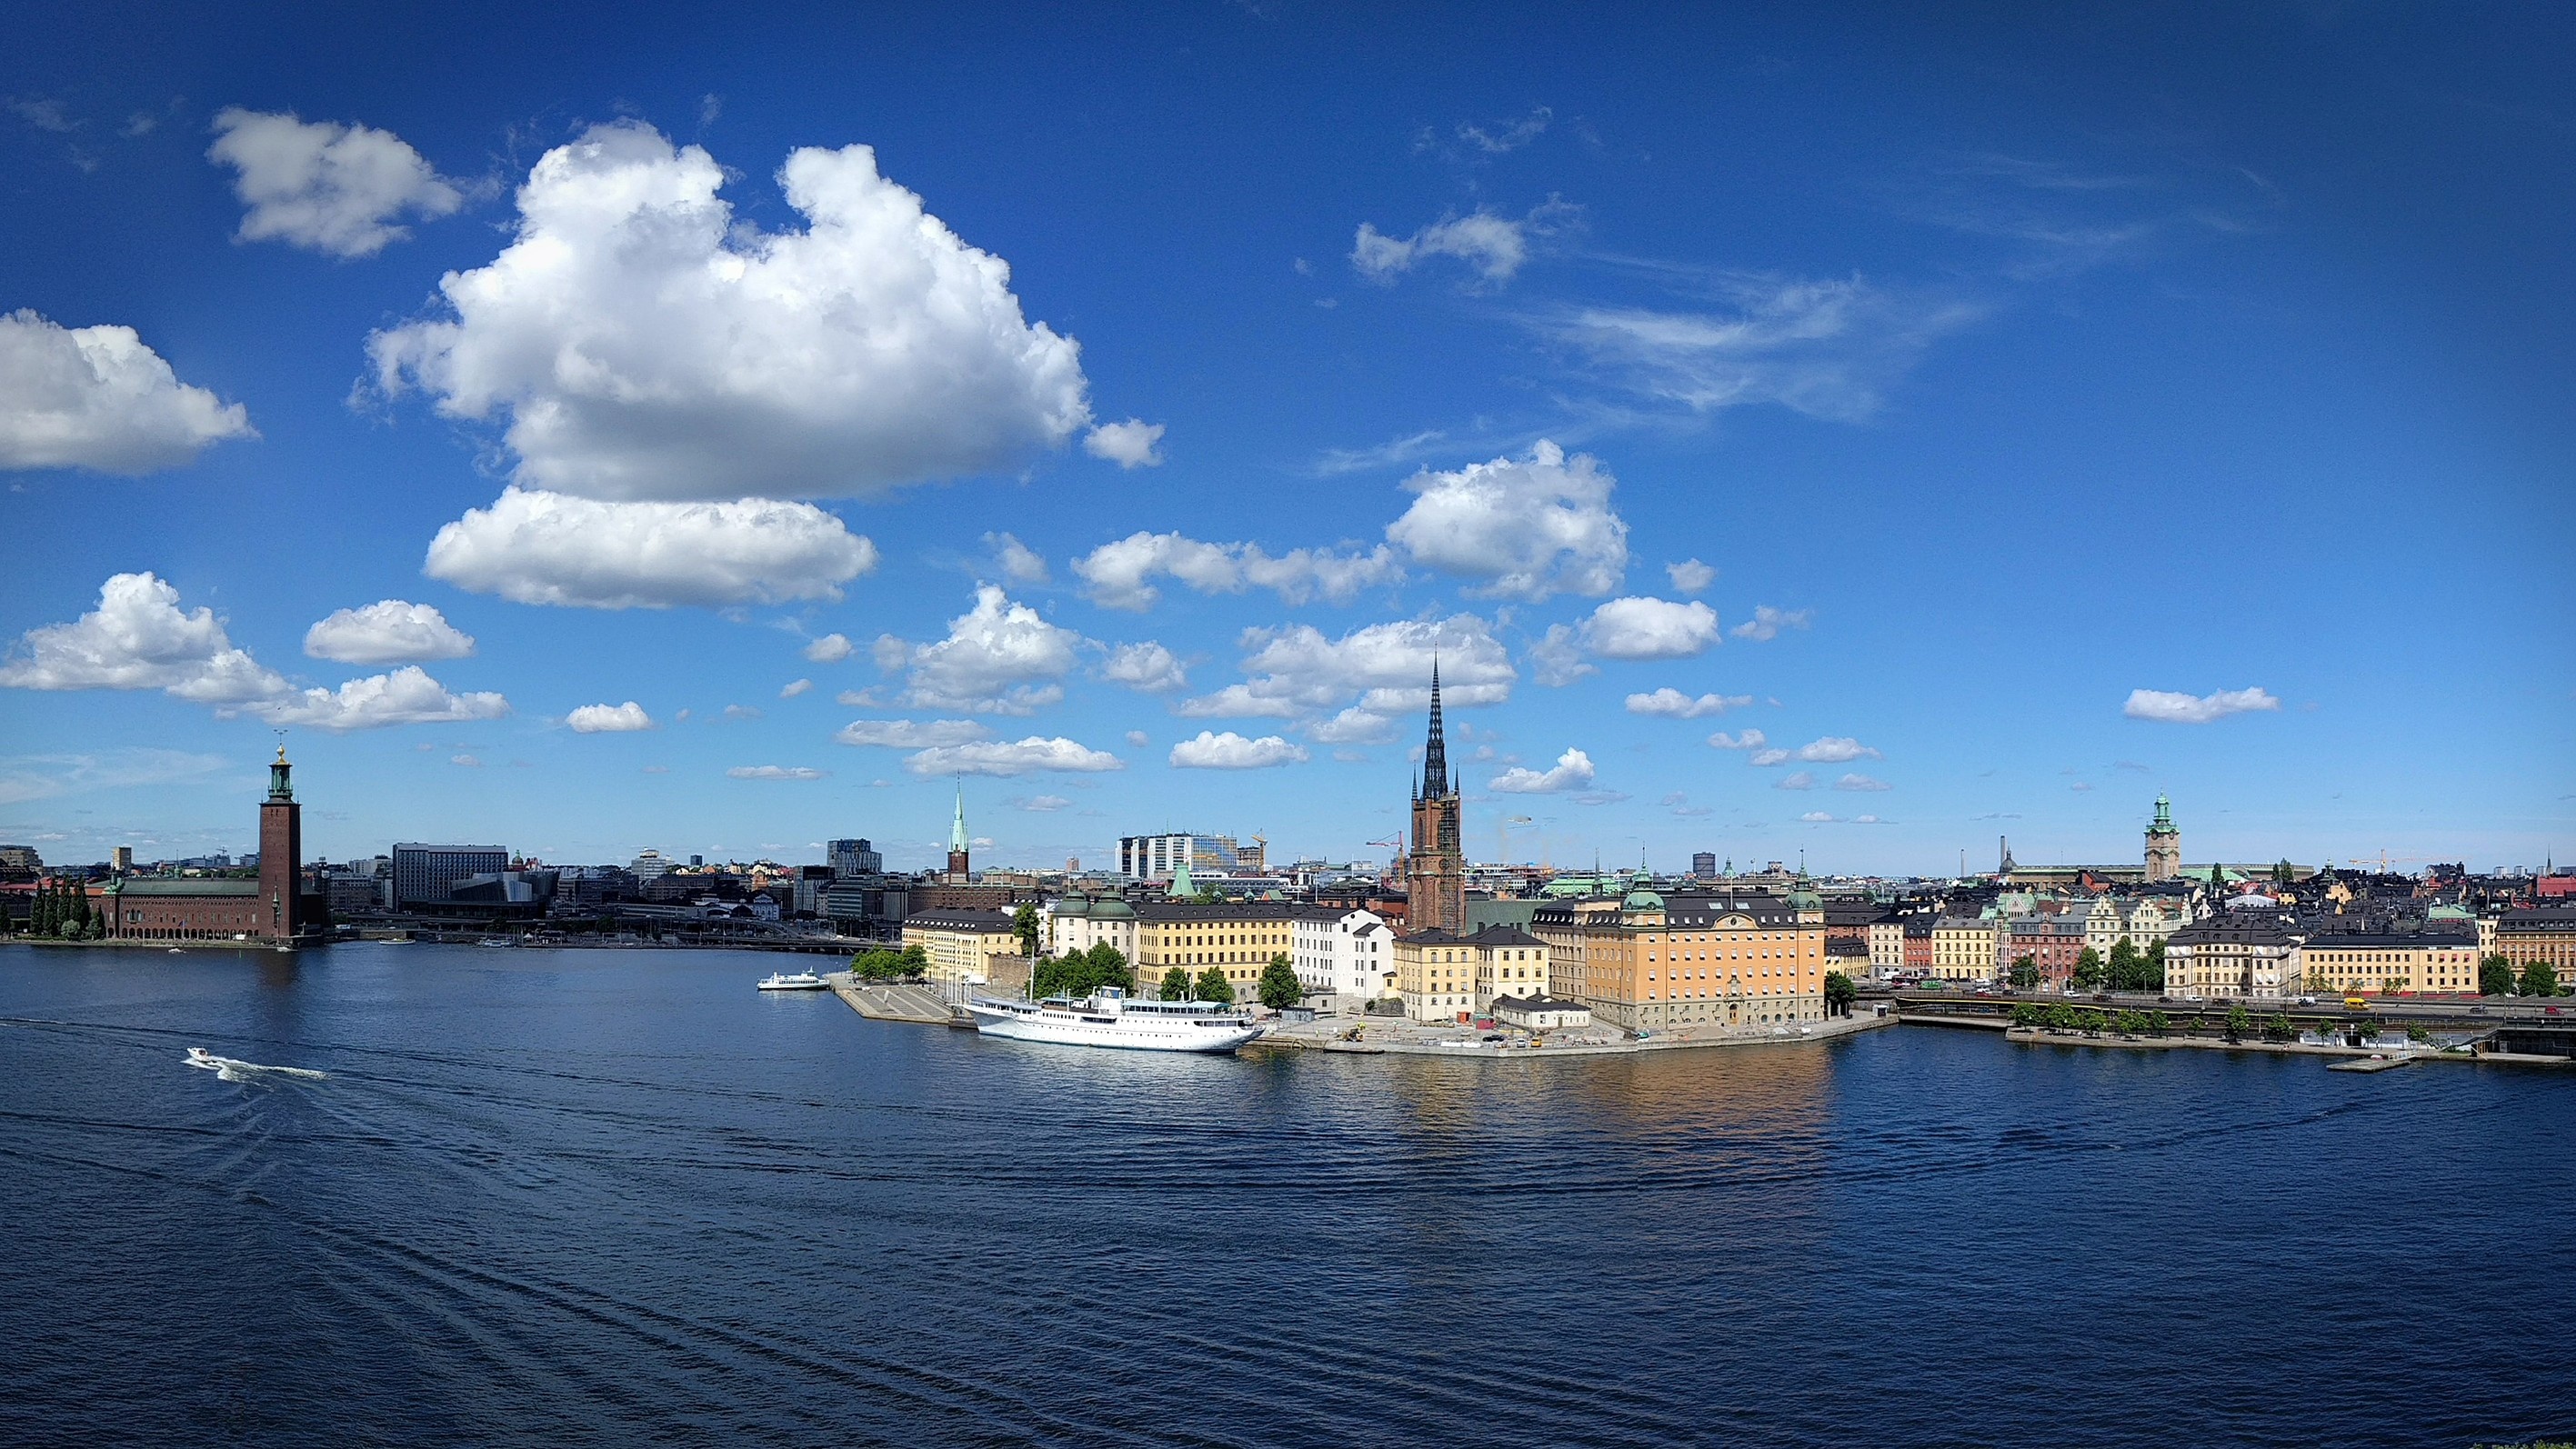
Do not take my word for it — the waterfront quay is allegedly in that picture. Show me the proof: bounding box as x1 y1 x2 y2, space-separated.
1247 1006 1890 1058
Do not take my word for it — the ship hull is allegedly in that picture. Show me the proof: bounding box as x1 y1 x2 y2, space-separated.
964 1000 1263 1054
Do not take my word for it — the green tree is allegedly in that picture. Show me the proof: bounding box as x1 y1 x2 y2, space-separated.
1158 966 1191 1001
1193 966 1236 1004
2009 954 2040 992
1011 903 1041 959
2071 947 2105 993
2010 1003 2041 1028
2147 1009 2170 1034
1034 944 1135 1002
67 883 90 937
2480 954 2518 997
1823 973 1865 1019
2357 1019 2381 1043
2109 936 2141 992
2144 937 2167 992
2225 1004 2252 1043
1823 970 1857 1017
30 884 53 937
2273 858 2295 887
2521 959 2562 998
2261 1013 2296 1044
1257 954 1303 1011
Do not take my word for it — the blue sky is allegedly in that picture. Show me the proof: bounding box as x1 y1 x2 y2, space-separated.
3 3 2569 876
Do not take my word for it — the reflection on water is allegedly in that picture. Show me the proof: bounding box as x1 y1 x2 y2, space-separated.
1 943 2570 1449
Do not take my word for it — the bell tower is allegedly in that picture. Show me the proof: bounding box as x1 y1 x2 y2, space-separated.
258 744 303 941
1401 664 1466 932
2145 794 2181 882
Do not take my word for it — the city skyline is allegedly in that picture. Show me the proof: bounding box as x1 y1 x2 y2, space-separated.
4 5 2571 874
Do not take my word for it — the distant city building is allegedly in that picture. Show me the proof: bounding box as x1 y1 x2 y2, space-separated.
1395 924 1549 1023
0 844 41 874
1533 885 1828 1034
105 748 319 942
111 845 133 874
2145 794 2182 881
2163 908 2299 1001
827 838 882 876
1400 666 1466 933
1117 832 1266 881
629 849 673 880
901 907 1020 994
1290 904 1391 1004
2496 906 2576 992
1691 852 1718 879
393 843 511 909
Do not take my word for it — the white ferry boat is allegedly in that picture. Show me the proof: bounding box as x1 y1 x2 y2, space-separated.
964 986 1263 1054
757 970 827 991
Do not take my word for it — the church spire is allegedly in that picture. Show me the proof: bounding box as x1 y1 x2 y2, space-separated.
1420 659 1450 800
949 782 969 854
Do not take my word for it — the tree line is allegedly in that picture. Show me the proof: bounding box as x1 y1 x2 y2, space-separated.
6 880 107 940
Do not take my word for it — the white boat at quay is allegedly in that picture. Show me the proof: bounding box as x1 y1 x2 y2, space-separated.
757 970 828 991
964 985 1264 1054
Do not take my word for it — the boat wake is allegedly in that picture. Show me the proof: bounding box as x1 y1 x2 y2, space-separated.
185 1048 326 1084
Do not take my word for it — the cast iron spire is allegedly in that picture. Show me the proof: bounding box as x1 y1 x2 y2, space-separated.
1420 659 1449 800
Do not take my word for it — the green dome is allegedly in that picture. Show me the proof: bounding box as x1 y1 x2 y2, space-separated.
1622 888 1664 910
1785 887 1822 911
1090 898 1135 919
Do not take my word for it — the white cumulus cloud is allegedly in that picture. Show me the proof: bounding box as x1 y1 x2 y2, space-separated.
1730 605 1811 642
1384 440 1627 602
1082 418 1165 468
1707 728 1769 751
1792 736 1881 763
1777 771 1817 791
1579 596 1721 660
1834 773 1890 792
1351 202 1572 287
804 633 855 664
1490 746 1596 794
1072 530 1399 611
206 107 464 259
1177 614 1513 729
304 599 475 665
982 532 1048 585
899 586 1084 715
779 678 813 698
1666 558 1716 595
366 121 1089 502
1169 731 1308 770
566 701 654 733
1627 687 1750 718
252 665 508 732
0 310 255 474
835 718 992 748
1101 641 1188 694
0 572 285 704
903 736 1124 777
2123 686 2280 724
727 764 827 781
425 489 877 609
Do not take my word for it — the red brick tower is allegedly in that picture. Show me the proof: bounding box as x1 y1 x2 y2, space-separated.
258 745 303 941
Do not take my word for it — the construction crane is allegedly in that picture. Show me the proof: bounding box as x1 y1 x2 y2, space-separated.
2348 853 2428 874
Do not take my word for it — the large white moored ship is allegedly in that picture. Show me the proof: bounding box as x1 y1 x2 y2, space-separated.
964 986 1264 1054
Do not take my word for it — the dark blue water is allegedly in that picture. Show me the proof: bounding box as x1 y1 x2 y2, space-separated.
3 943 2571 1447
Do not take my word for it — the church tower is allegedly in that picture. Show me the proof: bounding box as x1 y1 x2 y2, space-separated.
2145 794 2181 881
947 783 971 884
258 744 303 941
1402 665 1466 932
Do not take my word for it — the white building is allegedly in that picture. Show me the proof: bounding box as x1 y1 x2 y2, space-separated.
1118 833 1263 881
1290 904 1393 1006
1046 893 1139 960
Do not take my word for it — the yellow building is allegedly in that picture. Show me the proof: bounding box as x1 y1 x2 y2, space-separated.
1133 901 1293 998
901 907 1021 994
1393 924 1549 1022
1530 886 1828 1034
2294 927 2481 996
1929 916 2000 984
2496 907 2576 991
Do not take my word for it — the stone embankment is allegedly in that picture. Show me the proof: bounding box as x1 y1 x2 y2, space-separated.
1248 1010 1891 1059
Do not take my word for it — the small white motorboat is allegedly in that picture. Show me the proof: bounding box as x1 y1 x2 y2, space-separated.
184 1046 220 1071
757 970 827 992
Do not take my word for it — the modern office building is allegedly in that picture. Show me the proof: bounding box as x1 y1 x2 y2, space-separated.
1691 852 1718 879
1117 832 1266 881
393 843 511 909
827 838 883 875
